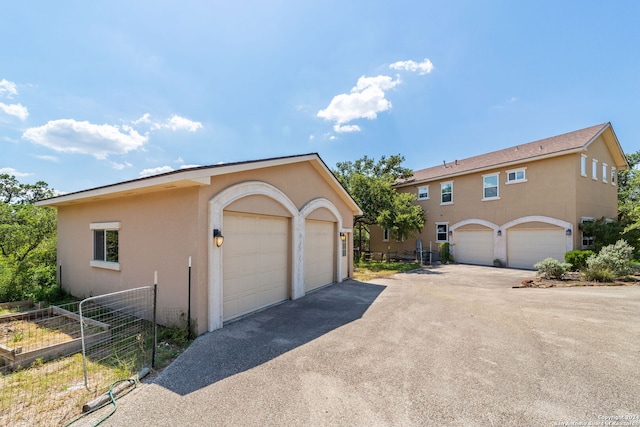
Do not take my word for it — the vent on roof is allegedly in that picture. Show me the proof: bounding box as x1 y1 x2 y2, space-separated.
540 145 543 150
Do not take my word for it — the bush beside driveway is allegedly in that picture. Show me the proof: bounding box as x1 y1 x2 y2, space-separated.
103 265 640 426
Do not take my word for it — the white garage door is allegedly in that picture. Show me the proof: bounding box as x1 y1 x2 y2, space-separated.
304 220 335 292
507 228 565 270
454 230 494 266
223 213 289 321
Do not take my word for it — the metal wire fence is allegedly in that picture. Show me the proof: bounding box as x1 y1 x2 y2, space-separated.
0 286 156 426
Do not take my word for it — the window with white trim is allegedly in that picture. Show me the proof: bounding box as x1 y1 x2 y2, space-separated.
383 228 389 242
417 185 429 200
482 173 499 200
436 223 448 242
90 222 120 270
592 159 598 180
341 237 347 257
602 163 608 183
506 168 526 184
580 155 587 177
611 167 616 186
440 182 453 204
580 217 595 249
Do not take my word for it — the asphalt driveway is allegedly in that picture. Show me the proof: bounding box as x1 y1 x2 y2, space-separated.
99 265 640 426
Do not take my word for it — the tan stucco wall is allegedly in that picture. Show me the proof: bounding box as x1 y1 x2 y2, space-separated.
55 159 357 335
371 135 620 256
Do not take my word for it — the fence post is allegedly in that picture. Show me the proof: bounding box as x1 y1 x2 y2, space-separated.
152 283 157 369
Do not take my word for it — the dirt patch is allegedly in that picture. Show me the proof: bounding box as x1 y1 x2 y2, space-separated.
516 272 640 288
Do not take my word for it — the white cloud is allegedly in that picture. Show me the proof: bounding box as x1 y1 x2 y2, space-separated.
139 166 174 177
0 167 31 177
110 161 132 170
22 119 148 160
389 58 434 75
0 102 28 120
35 155 60 162
0 79 18 98
166 115 202 132
179 164 201 169
317 75 401 128
334 124 361 133
132 113 202 132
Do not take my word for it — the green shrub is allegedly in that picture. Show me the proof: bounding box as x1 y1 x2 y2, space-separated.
564 249 595 271
584 239 634 280
583 267 616 282
438 242 454 264
533 258 572 280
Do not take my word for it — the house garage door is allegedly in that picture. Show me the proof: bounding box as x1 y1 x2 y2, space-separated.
223 213 289 321
507 228 565 270
454 230 494 266
304 220 335 292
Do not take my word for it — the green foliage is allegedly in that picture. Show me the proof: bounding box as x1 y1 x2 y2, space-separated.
438 242 454 264
0 175 57 302
333 155 425 251
534 258 572 280
583 267 616 282
616 150 640 252
584 239 634 281
564 249 595 271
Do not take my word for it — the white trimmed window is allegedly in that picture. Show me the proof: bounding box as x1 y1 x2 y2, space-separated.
383 228 389 242
482 173 499 200
418 185 429 200
440 181 453 204
580 155 587 177
90 222 121 270
602 163 608 183
592 159 598 180
611 167 617 186
580 217 595 249
436 223 449 242
506 168 526 184
341 237 347 257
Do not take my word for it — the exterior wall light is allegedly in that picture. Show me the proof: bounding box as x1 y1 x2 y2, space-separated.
497 230 502 236
566 228 572 236
340 232 346 241
213 229 224 247
448 230 453 236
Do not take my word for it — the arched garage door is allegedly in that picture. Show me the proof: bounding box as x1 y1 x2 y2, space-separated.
223 213 289 321
507 228 565 270
454 229 494 266
304 220 335 292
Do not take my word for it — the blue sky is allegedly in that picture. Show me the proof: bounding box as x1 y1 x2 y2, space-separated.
1 1 639 193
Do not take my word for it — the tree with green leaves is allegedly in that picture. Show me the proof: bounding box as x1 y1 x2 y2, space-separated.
333 155 425 253
0 175 57 301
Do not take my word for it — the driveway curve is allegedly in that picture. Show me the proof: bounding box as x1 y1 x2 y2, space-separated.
98 264 640 426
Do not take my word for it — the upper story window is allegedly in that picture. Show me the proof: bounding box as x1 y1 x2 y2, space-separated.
90 222 120 270
441 182 453 205
383 228 389 242
436 223 449 242
602 163 608 183
418 185 429 200
611 167 617 186
482 173 499 200
581 155 587 177
506 168 526 184
592 159 598 180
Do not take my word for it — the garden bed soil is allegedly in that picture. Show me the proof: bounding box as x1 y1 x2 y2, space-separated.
517 272 640 288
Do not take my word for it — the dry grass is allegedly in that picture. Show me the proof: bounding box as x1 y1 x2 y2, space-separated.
353 261 420 282
1 315 101 352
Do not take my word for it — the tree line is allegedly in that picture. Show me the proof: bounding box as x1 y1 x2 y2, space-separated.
0 175 58 302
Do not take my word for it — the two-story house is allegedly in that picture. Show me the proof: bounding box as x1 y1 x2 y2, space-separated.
369 122 628 269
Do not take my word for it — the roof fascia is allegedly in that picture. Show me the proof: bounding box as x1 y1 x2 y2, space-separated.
395 148 585 188
582 123 629 170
